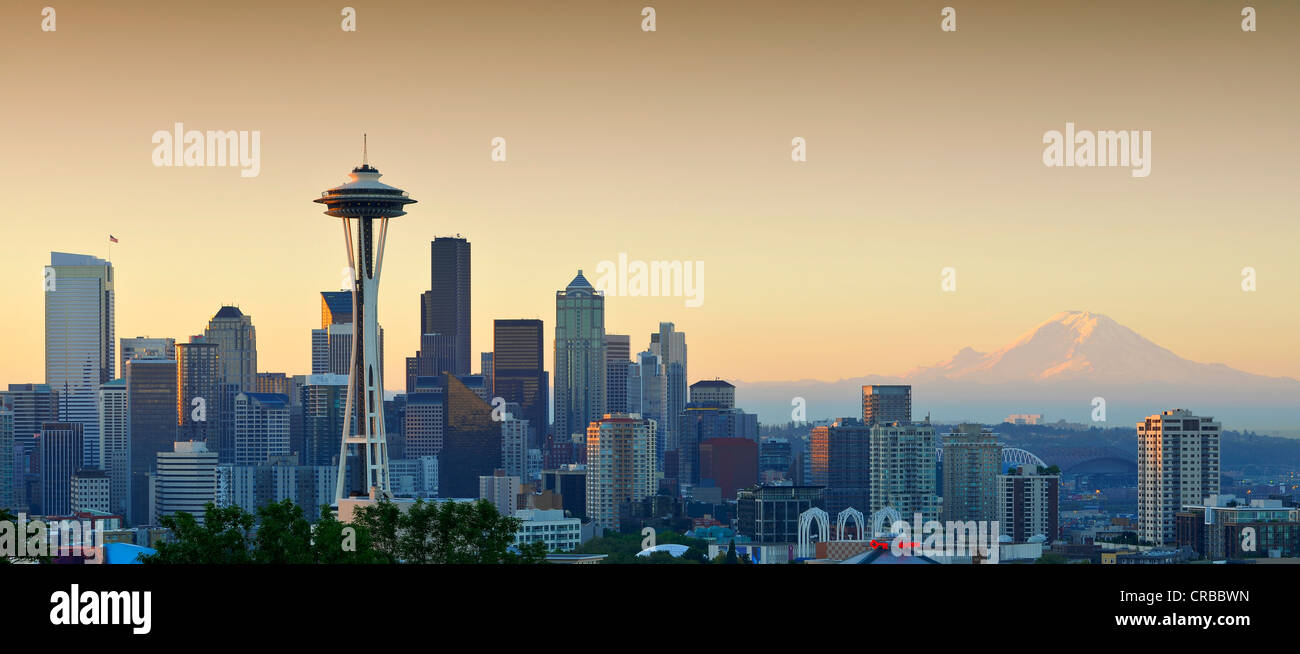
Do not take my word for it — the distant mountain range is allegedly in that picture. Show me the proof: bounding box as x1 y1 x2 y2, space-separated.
734 311 1300 432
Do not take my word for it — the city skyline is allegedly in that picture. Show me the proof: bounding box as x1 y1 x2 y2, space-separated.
3 0 1299 398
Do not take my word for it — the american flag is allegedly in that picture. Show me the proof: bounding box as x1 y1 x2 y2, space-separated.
108 235 118 243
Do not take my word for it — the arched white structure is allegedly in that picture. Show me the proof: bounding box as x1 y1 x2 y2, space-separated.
935 446 1047 469
1002 447 1047 468
836 508 865 541
797 507 830 559
871 506 902 538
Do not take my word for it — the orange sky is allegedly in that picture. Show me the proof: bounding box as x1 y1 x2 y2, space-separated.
2 0 1297 390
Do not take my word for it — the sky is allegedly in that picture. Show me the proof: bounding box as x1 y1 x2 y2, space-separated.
2 0 1297 393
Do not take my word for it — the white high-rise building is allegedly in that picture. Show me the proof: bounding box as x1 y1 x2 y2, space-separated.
153 441 219 525
1137 409 1221 546
96 378 129 516
501 404 530 480
585 413 657 532
45 252 115 470
479 469 521 516
869 419 939 522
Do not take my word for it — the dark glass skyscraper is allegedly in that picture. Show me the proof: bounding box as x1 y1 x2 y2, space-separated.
422 237 471 377
176 338 220 444
38 421 83 516
493 319 548 447
438 375 500 498
126 358 177 525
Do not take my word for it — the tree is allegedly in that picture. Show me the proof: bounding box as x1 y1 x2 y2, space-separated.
351 499 546 564
144 503 256 564
1034 552 1068 564
724 540 740 564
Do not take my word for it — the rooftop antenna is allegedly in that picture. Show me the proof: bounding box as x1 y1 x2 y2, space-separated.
363 133 368 166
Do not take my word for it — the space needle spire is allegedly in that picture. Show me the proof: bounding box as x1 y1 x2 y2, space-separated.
315 143 416 502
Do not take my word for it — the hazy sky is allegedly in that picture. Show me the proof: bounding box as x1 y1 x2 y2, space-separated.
2 0 1297 391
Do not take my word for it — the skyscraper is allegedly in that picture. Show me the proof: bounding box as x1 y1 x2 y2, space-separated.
233 393 290 467
313 291 384 380
119 336 175 379
45 252 114 470
493 319 548 446
0 408 12 510
869 419 939 523
628 350 664 431
604 334 630 415
811 418 872 518
555 271 605 441
480 352 494 392
204 306 257 392
300 374 349 467
38 421 84 516
126 358 178 525
315 151 415 501
1 383 58 511
585 413 657 532
1138 409 1221 546
153 441 218 526
862 385 912 426
999 466 1059 543
689 380 735 410
96 378 128 517
940 424 1002 524
176 337 221 444
650 323 687 449
423 236 471 376
438 375 500 498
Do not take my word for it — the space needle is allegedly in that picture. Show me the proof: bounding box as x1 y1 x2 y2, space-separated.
316 138 415 503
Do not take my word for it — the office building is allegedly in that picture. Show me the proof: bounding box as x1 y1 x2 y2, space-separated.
45 252 115 470
811 418 872 517
999 466 1059 543
689 380 735 410
542 465 587 519
126 358 178 525
736 484 824 544
480 469 522 516
422 237 471 376
555 271 605 440
501 405 530 480
176 337 221 444
514 508 584 552
389 456 439 498
941 424 1002 523
861 385 911 426
71 469 111 513
438 375 501 498
96 378 128 516
39 422 84 516
869 420 939 522
1176 495 1300 559
119 337 175 379
698 437 758 501
233 393 290 466
204 306 257 393
1138 409 1221 546
300 374 348 467
216 462 335 520
488 319 546 447
0 408 12 509
604 334 630 415
153 441 218 526
1 384 58 512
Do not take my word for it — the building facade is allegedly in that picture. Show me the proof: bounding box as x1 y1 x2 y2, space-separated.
554 272 605 440
1137 409 1221 546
